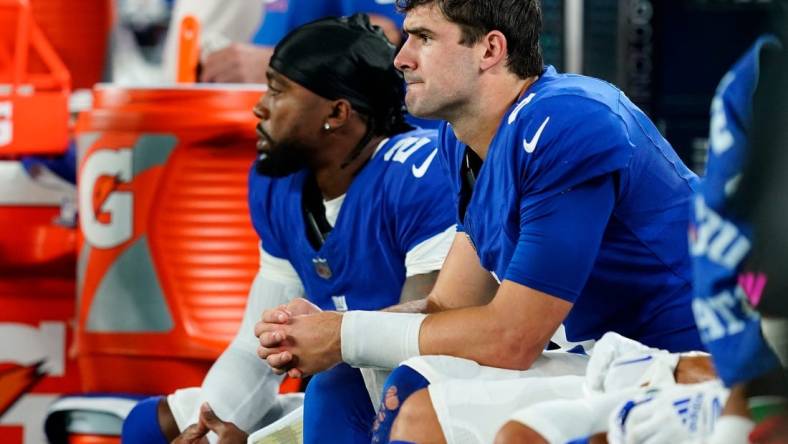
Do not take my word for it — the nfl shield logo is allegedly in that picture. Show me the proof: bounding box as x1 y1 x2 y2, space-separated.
313 257 332 279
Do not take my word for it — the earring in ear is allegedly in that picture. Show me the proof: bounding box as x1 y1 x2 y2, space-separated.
323 122 331 131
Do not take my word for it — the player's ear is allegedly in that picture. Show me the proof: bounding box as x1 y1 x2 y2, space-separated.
479 30 508 72
324 99 353 131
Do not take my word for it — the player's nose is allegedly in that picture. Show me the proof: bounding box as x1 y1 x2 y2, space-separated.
252 97 270 121
394 36 417 73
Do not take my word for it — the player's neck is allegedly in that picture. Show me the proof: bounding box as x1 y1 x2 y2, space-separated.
313 135 385 200
451 75 537 159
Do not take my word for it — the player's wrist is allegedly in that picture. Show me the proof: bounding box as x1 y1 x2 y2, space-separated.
327 311 344 365
340 310 426 369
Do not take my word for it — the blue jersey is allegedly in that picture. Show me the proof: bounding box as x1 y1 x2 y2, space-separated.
253 0 403 46
439 66 702 352
690 35 783 386
252 0 340 46
249 129 455 311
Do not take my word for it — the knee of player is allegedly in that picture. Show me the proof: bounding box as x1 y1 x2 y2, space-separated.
304 370 338 405
122 396 172 444
383 363 430 402
494 421 548 444
390 388 442 442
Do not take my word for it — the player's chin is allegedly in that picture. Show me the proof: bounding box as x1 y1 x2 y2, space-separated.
404 94 427 117
256 137 271 153
404 85 421 102
405 99 438 120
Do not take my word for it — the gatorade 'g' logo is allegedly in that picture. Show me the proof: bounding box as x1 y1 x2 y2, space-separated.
79 149 134 248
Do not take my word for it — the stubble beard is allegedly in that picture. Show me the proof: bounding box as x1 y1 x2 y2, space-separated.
254 134 309 178
406 87 465 123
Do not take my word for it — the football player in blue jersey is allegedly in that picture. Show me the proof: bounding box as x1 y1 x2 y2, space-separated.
121 14 456 444
691 34 785 388
256 0 710 443
492 30 788 444
562 31 788 444
686 32 788 444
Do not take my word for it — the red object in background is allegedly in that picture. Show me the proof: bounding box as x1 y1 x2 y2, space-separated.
75 85 265 394
0 363 45 416
0 207 76 275
27 0 112 90
0 276 82 394
177 15 200 84
0 0 70 155
0 204 80 401
68 435 120 444
0 202 80 444
0 426 23 443
278 376 303 395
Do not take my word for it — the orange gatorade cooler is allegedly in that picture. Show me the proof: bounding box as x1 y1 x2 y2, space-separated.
0 0 70 155
74 85 265 394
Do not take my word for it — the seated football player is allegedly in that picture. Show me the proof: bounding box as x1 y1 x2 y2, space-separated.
255 1 709 442
680 30 788 444
497 29 788 444
121 14 457 444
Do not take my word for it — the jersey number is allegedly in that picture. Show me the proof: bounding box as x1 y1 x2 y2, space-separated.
383 137 431 164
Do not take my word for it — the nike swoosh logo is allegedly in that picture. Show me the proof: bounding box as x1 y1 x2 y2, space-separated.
412 148 438 178
523 116 550 153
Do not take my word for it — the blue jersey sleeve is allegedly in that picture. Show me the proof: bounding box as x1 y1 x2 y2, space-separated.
690 35 783 387
247 164 287 258
511 94 631 203
384 132 457 254
505 174 615 301
500 93 630 299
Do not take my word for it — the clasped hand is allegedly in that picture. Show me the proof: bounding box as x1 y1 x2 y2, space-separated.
254 298 343 377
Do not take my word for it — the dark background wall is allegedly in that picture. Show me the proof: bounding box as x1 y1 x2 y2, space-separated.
539 0 782 172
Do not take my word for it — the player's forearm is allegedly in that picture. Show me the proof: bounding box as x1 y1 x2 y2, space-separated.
202 264 296 428
383 297 445 314
385 271 443 313
418 280 569 370
338 291 484 369
199 280 286 430
382 268 498 314
339 306 541 371
384 298 427 313
419 303 544 370
200 345 283 431
341 280 567 371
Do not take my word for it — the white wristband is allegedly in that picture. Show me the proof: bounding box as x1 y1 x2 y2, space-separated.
340 311 426 369
708 415 755 444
